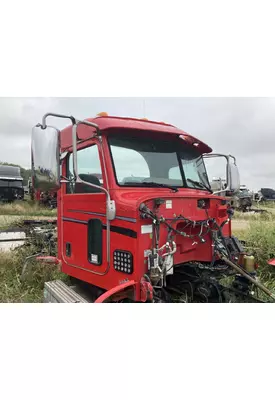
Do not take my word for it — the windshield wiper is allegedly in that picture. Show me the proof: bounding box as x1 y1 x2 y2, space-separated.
124 181 179 192
187 178 212 193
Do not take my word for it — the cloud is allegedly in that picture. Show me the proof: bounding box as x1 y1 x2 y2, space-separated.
0 97 274 191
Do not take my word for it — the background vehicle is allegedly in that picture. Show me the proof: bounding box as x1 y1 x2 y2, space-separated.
210 180 254 212
0 165 24 202
234 185 253 212
257 188 275 202
30 112 274 303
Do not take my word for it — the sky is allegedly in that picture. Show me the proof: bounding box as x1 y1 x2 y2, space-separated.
0 97 274 192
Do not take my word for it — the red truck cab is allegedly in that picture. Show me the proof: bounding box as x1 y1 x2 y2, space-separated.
31 112 264 303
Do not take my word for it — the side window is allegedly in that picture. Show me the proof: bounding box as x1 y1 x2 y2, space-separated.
67 145 103 194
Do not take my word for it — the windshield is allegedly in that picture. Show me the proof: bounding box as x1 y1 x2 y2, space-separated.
108 134 210 190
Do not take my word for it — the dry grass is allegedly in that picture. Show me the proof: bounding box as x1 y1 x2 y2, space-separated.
0 200 57 217
0 215 56 230
0 201 57 230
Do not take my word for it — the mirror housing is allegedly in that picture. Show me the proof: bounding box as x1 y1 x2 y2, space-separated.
227 158 240 192
203 154 240 195
31 125 60 191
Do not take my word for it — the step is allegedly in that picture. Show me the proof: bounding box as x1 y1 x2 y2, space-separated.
44 280 89 303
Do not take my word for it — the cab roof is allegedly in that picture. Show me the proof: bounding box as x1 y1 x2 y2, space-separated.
60 115 212 153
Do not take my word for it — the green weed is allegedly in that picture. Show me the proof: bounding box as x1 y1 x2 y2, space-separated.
0 248 68 303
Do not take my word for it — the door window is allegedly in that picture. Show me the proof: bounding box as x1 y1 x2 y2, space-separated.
67 145 103 194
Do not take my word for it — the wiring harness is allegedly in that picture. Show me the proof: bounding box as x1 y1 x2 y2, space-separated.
139 202 232 259
138 202 271 302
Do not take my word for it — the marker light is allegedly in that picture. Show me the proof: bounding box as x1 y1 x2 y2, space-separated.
97 112 108 117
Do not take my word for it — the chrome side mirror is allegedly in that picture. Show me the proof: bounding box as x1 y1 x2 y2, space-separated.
203 153 240 195
227 157 240 192
31 125 60 191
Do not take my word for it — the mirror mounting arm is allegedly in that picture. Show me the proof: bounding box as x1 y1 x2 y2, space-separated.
72 120 115 221
41 113 77 129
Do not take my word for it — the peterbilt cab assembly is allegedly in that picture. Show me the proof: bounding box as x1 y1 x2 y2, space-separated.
31 112 275 303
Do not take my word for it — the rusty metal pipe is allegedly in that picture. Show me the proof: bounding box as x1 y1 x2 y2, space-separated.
220 255 275 301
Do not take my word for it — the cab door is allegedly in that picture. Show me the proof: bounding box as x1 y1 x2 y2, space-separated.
61 141 108 274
